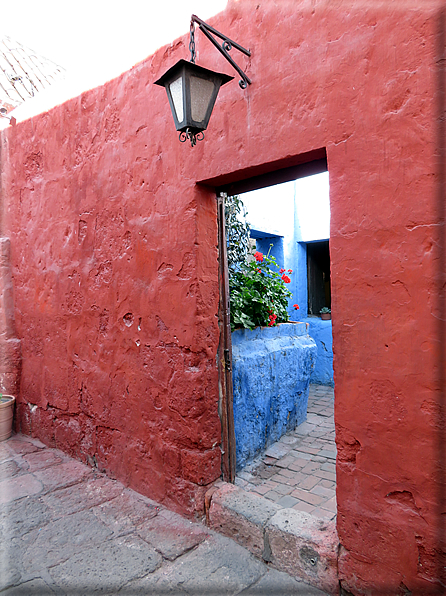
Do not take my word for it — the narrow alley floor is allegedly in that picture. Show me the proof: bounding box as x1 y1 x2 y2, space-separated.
0 433 329 595
235 385 336 521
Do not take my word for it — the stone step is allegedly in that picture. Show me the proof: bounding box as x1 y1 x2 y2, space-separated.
205 481 339 596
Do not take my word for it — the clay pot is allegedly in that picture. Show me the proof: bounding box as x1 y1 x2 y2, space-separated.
320 313 331 320
0 395 15 441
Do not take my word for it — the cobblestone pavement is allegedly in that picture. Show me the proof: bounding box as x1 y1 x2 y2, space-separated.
0 433 329 595
235 385 336 521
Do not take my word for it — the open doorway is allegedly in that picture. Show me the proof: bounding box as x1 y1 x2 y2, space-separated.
218 164 336 521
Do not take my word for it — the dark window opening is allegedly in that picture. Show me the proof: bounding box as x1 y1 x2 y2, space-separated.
307 240 331 315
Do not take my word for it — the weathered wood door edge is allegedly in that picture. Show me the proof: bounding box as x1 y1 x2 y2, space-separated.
217 192 236 483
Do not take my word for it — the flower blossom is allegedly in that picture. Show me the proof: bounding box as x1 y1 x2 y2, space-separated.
281 274 291 283
254 251 264 262
288 269 293 273
293 304 299 310
279 268 285 274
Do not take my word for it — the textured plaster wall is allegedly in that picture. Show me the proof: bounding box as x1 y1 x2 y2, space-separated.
0 0 444 592
307 318 334 386
232 322 316 470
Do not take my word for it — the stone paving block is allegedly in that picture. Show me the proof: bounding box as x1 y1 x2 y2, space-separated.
0 541 22 592
0 459 20 480
0 494 51 538
290 450 313 461
262 455 278 465
4 437 42 456
321 496 337 513
278 435 300 446
264 443 291 459
238 470 255 481
22 509 114 573
0 473 43 505
314 470 336 481
274 455 296 469
312 507 336 521
306 414 324 424
42 475 124 518
301 461 322 475
33 460 93 492
270 473 289 484
250 484 272 496
137 508 210 561
292 501 316 514
127 534 267 596
264 490 281 502
291 488 325 507
22 449 64 472
319 479 335 489
319 450 337 460
49 535 162 593
294 422 317 435
300 475 321 491
321 462 336 472
311 484 336 499
276 495 300 508
275 483 294 496
286 471 306 485
91 490 160 534
266 508 338 595
208 483 281 559
239 566 328 595
288 460 307 473
0 443 11 463
0 578 59 595
276 468 296 479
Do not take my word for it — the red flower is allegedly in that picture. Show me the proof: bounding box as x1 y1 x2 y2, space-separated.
281 274 291 283
279 268 285 274
254 252 264 262
268 320 275 327
293 304 300 310
288 269 293 273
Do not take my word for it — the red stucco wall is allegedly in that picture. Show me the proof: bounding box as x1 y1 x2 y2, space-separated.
0 1 444 593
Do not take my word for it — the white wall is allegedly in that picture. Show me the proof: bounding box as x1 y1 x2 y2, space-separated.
241 172 330 243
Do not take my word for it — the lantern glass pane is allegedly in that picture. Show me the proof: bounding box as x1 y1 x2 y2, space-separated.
190 76 215 122
169 77 184 123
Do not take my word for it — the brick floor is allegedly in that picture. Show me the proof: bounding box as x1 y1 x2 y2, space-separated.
235 384 336 521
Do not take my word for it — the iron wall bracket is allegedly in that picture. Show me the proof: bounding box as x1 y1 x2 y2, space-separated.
190 14 252 89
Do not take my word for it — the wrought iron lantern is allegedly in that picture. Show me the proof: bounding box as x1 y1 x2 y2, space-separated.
154 15 251 147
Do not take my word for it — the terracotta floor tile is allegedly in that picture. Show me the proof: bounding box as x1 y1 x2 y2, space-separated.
289 488 324 506
292 501 315 514
236 385 337 522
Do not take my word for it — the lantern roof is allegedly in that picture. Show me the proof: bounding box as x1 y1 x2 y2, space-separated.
154 59 233 89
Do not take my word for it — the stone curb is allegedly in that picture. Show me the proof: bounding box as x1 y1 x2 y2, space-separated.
206 482 339 595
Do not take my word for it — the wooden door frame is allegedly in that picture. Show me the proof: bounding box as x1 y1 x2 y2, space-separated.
217 192 236 483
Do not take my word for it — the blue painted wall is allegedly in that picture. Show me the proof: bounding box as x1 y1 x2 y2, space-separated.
306 317 334 386
232 322 317 471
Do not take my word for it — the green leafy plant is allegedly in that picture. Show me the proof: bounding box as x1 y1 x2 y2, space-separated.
224 194 251 274
229 247 298 331
320 307 331 314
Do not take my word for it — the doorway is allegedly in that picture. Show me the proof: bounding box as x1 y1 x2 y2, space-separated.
216 155 334 491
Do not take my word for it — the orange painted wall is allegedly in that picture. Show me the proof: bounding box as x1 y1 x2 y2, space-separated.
1 1 444 592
